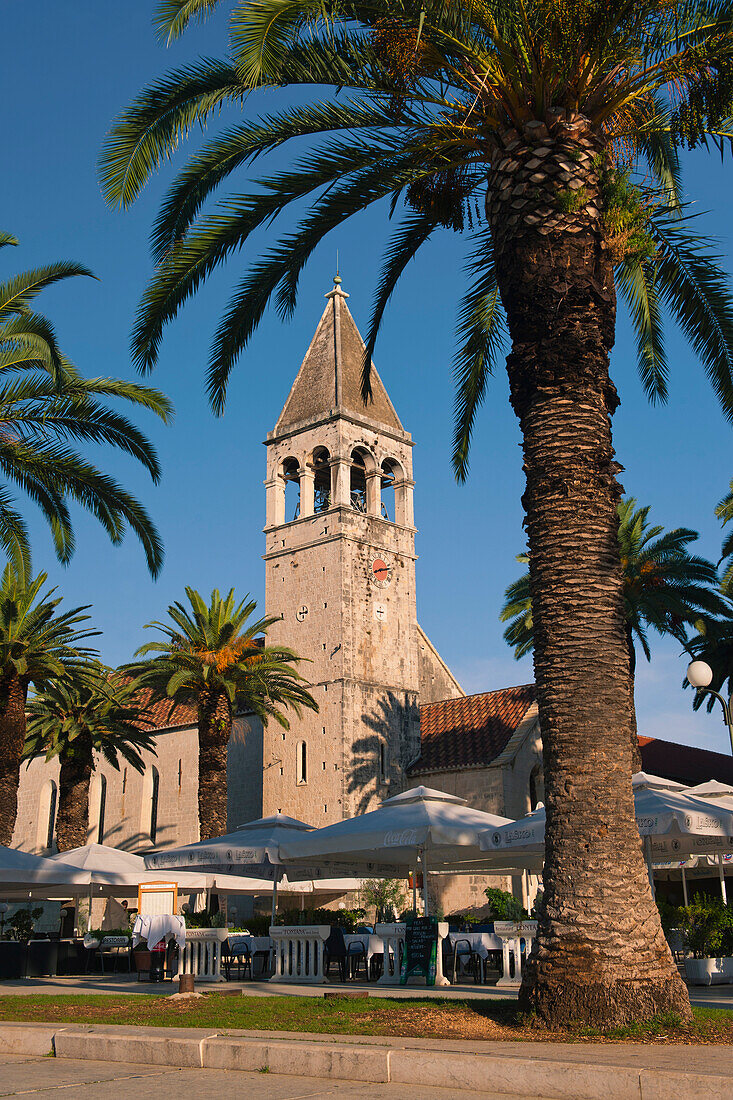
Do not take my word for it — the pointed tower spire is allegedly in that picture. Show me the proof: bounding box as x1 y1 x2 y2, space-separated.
275 278 403 434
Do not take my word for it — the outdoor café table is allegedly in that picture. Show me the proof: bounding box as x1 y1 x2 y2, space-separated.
447 931 502 982
343 933 386 978
228 934 273 978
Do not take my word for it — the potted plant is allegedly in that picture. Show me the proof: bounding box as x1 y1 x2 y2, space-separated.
680 900 733 985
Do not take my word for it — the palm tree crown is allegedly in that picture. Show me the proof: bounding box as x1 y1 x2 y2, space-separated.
125 586 318 837
24 663 157 773
0 562 98 845
101 0 733 439
24 664 158 850
0 233 172 575
502 498 726 669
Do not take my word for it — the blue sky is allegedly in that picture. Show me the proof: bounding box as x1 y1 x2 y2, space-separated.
3 2 733 754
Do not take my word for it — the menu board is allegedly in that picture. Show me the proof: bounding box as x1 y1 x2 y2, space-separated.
400 917 438 986
137 881 178 916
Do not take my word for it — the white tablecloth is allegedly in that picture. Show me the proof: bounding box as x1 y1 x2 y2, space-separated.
132 914 186 951
447 932 501 960
343 934 386 966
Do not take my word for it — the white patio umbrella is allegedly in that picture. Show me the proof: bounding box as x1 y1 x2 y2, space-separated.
141 815 357 921
685 782 733 902
278 786 513 917
480 772 733 900
0 845 89 895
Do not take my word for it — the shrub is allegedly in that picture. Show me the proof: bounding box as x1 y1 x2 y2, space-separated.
677 899 732 958
360 879 406 923
7 908 44 943
484 887 528 921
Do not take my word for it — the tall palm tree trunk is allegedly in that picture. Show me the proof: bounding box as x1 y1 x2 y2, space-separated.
487 112 689 1026
197 691 232 841
56 757 92 851
0 674 28 846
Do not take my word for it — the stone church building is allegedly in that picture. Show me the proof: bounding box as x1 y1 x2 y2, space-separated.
12 279 733 914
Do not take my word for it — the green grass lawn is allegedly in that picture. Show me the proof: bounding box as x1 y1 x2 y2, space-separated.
0 994 731 1043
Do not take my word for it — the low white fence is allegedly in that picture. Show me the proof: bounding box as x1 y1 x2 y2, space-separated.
269 925 331 983
374 922 405 986
177 927 228 982
494 920 538 987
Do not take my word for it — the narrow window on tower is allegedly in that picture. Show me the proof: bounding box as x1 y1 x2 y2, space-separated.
178 759 182 790
296 741 307 784
282 457 300 520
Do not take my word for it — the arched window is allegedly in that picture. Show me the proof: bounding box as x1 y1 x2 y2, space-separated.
529 764 544 811
379 742 388 783
296 741 307 785
312 447 331 513
149 766 160 843
39 781 57 851
96 775 107 844
282 457 300 521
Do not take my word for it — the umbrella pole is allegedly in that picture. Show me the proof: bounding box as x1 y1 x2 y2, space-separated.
681 865 689 907
412 869 417 915
271 877 278 927
719 855 728 905
422 849 429 919
644 836 656 901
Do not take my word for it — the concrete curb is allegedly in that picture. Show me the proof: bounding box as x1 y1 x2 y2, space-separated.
0 1022 731 1099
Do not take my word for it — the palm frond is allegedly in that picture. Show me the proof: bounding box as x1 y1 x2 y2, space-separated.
650 212 733 422
615 253 668 403
99 59 246 208
452 230 506 482
361 211 440 401
154 0 225 42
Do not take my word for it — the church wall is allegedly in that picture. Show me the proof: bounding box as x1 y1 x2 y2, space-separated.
227 715 264 828
408 764 518 916
13 718 267 854
417 625 464 704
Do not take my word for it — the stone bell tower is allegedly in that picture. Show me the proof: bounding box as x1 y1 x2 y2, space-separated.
262 277 423 824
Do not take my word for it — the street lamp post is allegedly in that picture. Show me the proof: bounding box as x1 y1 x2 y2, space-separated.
686 660 733 756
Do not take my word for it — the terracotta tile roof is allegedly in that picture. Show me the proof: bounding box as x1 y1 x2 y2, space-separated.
132 687 197 731
412 685 537 773
639 736 733 786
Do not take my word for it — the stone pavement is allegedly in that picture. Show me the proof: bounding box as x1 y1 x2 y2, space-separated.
1 973 732 1010
0 1053 538 1099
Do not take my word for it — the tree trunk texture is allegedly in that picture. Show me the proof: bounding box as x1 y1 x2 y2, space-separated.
486 110 689 1026
56 757 92 851
626 624 642 773
197 691 232 841
0 673 28 846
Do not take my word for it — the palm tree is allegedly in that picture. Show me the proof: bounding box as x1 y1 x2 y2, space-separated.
99 0 733 1025
125 587 318 839
24 664 157 851
502 498 726 760
0 563 97 845
0 232 172 576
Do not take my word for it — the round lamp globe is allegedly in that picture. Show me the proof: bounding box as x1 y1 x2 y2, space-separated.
687 660 714 689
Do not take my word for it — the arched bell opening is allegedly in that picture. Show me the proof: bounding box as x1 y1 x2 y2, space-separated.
350 449 367 513
312 447 332 513
282 456 301 521
381 458 406 523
